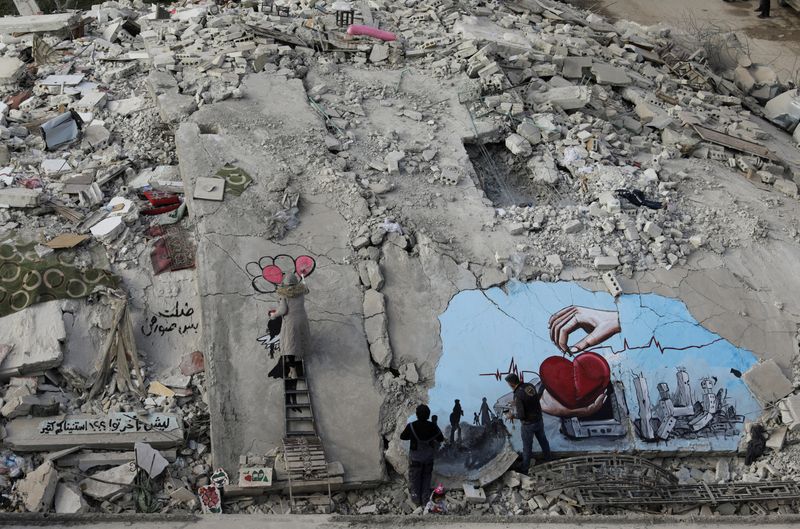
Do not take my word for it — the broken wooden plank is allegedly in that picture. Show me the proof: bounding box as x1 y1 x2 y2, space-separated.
13 0 41 16
691 124 777 161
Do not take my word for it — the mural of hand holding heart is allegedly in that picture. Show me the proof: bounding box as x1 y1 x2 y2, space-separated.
539 352 611 410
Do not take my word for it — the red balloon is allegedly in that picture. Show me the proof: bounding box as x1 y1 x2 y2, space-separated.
262 265 284 284
295 255 316 277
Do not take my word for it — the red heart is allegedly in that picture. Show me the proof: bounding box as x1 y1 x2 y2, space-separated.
539 352 610 409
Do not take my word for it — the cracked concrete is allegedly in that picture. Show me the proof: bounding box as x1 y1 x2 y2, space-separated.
176 73 384 483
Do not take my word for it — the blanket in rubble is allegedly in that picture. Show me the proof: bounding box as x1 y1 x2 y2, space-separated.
0 241 118 317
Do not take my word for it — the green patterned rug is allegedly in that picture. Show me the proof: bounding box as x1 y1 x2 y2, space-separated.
0 242 118 318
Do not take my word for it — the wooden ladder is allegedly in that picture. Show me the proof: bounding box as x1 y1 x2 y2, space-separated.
283 358 317 437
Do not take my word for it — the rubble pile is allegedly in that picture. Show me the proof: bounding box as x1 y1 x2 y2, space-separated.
0 0 798 516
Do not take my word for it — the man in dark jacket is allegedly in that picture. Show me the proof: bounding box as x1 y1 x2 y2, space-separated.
505 373 552 473
400 404 444 505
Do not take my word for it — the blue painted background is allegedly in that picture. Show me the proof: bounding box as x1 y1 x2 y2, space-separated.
428 281 760 453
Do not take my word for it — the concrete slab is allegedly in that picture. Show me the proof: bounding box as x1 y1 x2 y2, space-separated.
4 413 184 451
743 359 793 404
0 12 78 34
176 72 384 484
0 300 65 379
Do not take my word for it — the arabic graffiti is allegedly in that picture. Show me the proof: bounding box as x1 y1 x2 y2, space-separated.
141 301 199 338
38 413 179 435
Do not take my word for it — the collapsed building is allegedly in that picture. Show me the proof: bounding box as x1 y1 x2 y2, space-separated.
0 0 800 517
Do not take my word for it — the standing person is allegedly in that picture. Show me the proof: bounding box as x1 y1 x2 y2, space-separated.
270 273 311 361
473 412 480 425
756 0 770 17
479 397 492 426
400 405 444 505
504 373 552 473
448 399 463 445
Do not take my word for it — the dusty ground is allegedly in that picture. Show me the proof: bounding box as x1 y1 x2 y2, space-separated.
568 0 800 81
3 515 800 528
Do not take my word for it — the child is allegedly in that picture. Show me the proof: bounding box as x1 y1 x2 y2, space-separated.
424 484 447 515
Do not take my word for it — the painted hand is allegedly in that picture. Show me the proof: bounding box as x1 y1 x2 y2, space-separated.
548 306 621 354
540 389 607 418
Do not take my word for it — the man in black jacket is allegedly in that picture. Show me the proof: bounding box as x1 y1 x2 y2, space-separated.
400 404 444 505
505 373 552 473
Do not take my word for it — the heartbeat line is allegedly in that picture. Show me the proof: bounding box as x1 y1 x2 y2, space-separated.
591 336 725 356
479 336 725 382
479 357 538 383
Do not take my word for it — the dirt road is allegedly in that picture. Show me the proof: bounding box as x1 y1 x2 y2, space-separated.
567 0 800 81
2 515 800 528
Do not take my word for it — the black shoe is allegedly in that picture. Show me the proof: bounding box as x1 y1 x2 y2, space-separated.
758 12 769 17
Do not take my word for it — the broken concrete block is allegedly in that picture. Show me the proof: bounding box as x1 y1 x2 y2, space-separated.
591 63 631 86
401 363 419 384
561 56 592 79
734 66 756 93
602 271 622 297
54 483 88 514
545 254 562 271
363 289 385 319
385 151 405 173
80 462 137 500
505 133 532 156
593 255 620 270
0 57 25 86
135 442 169 478
107 96 147 116
370 44 390 63
766 426 787 450
157 92 198 124
508 222 526 235
758 170 777 185
516 120 541 145
0 301 65 378
147 71 179 98
365 260 384 290
530 85 591 110
76 91 108 111
782 393 800 430
18 460 58 512
364 313 392 367
352 236 370 250
634 101 657 123
83 124 110 149
90 216 124 242
562 220 583 234
463 482 487 503
743 359 793 404
774 178 798 199
0 187 41 208
715 459 730 482
643 221 663 238
527 152 559 184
